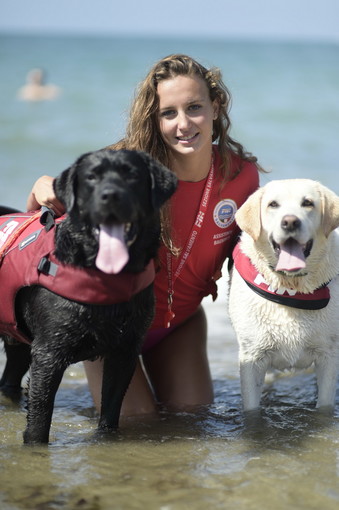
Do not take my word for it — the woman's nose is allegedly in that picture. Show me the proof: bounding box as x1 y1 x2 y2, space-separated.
177 111 190 129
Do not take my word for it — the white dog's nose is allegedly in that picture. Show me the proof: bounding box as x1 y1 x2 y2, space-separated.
281 215 301 232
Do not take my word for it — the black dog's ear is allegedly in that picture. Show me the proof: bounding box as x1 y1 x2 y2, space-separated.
53 152 89 212
53 165 76 212
138 152 177 209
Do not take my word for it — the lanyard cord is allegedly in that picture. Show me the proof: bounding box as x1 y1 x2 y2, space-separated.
164 157 215 328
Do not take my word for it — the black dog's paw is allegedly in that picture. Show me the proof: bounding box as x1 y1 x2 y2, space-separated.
93 426 121 443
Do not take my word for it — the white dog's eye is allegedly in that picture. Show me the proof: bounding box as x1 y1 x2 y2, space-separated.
301 198 314 207
268 200 279 208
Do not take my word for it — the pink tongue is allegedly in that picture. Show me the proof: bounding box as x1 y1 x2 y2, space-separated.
96 224 129 274
275 239 306 272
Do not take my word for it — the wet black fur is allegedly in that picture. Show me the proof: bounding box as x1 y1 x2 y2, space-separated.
0 149 177 444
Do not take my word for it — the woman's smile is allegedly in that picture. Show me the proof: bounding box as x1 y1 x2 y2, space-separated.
176 132 199 143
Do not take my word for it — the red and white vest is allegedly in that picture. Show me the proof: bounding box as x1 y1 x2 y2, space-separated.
233 243 330 310
0 212 155 344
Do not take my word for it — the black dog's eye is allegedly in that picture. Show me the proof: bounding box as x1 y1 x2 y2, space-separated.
85 172 97 182
125 166 140 179
301 198 314 207
268 200 279 208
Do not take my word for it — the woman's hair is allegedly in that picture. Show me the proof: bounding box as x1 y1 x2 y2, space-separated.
108 54 260 252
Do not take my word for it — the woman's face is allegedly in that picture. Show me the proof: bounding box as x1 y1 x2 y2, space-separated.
157 74 218 160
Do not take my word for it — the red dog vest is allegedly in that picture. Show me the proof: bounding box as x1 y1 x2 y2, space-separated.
0 212 155 344
233 243 330 310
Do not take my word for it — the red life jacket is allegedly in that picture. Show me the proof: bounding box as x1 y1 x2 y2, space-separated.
0 212 155 344
233 243 330 310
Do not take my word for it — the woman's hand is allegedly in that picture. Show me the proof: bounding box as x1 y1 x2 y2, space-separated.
26 175 65 216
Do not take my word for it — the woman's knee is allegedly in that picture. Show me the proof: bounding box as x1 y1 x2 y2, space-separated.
84 358 157 417
120 361 157 417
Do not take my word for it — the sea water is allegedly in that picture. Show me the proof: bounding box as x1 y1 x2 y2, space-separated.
0 33 338 510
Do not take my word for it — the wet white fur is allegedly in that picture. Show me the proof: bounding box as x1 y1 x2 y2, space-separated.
228 179 339 411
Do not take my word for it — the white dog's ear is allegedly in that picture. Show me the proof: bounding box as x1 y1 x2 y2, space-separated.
235 187 263 241
320 185 339 237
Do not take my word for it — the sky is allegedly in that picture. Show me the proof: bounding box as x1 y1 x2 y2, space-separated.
1 0 339 42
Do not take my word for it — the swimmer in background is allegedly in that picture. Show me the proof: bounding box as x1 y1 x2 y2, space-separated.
17 68 61 102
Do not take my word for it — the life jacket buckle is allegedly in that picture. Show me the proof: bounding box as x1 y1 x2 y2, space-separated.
38 256 58 276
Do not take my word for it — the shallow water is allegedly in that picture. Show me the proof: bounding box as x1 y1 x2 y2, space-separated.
1 292 338 510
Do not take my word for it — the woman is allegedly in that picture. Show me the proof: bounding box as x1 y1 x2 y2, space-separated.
27 54 261 417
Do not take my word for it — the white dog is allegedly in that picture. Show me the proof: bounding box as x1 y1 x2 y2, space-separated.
228 179 339 412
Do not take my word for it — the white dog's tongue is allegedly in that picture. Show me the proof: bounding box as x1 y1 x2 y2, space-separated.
96 224 129 274
275 239 306 272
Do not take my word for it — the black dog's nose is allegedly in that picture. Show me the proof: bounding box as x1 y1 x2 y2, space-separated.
100 187 120 204
281 214 301 232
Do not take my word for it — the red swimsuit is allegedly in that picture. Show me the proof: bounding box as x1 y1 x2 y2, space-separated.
142 147 259 352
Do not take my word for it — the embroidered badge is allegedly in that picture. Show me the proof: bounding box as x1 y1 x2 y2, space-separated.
213 199 237 229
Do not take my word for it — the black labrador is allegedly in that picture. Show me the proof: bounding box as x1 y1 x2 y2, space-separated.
0 149 177 443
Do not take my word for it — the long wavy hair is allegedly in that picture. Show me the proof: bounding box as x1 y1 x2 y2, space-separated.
107 54 261 252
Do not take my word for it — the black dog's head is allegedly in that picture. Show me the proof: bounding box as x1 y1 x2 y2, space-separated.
54 149 177 273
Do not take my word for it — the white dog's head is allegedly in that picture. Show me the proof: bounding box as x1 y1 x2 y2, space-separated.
236 179 339 275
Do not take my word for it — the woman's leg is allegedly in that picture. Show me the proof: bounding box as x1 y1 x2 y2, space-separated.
83 359 103 411
143 305 214 410
84 305 213 415
83 358 157 416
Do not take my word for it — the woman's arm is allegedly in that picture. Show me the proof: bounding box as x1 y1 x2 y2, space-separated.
26 175 65 216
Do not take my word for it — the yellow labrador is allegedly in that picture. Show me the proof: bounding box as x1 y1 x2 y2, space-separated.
229 179 339 412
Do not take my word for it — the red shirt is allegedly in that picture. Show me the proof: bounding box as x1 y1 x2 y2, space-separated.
151 147 259 330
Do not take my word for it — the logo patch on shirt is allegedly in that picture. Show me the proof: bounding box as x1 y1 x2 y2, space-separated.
213 199 237 228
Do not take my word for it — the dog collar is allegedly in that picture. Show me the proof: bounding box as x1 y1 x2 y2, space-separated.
233 243 330 310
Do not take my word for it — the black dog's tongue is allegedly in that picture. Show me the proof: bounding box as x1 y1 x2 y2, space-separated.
96 224 129 274
275 238 306 272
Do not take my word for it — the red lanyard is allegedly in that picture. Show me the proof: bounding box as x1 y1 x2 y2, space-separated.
164 158 215 328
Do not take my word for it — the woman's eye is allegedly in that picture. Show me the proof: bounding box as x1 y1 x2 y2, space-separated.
188 104 202 112
160 109 176 118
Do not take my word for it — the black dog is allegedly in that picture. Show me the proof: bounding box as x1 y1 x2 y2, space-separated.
0 149 177 443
